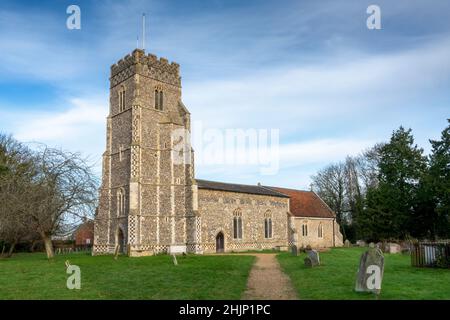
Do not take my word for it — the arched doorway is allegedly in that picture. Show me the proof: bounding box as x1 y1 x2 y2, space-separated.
117 228 125 254
216 232 224 253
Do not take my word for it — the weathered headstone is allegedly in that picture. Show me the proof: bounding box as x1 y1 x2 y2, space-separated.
307 249 320 266
356 240 367 247
387 243 401 254
304 248 320 267
291 245 298 256
344 239 352 247
355 243 384 294
304 257 312 267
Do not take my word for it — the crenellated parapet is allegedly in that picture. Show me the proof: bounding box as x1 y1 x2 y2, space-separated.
111 49 181 88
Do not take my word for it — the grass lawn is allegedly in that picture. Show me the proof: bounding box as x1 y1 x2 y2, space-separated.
0 252 255 300
277 247 450 300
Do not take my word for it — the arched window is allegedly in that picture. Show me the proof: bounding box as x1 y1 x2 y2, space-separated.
159 91 164 110
154 89 164 111
302 223 308 237
264 218 272 239
318 223 323 238
233 209 242 239
117 188 126 217
154 89 159 109
264 210 273 239
118 86 126 112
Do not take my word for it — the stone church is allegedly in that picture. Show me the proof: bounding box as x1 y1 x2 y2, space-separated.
93 49 343 256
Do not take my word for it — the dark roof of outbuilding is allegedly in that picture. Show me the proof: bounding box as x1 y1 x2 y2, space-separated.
265 186 336 218
196 179 289 198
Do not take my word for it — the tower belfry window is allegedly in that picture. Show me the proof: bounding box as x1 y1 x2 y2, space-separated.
159 91 164 110
154 89 164 111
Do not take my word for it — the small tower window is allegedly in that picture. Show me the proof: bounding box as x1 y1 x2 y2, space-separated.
117 188 126 217
159 91 164 110
154 89 164 111
119 86 126 112
154 89 159 109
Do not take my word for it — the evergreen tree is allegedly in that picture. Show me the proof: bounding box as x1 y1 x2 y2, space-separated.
361 127 426 240
425 120 450 237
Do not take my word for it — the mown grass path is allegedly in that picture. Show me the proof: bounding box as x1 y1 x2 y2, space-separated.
242 253 298 300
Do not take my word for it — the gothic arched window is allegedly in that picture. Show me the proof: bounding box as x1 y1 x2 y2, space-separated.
318 223 323 238
233 209 242 239
264 210 273 239
302 223 308 237
264 218 272 239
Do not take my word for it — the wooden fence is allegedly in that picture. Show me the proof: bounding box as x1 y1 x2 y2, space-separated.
411 241 450 268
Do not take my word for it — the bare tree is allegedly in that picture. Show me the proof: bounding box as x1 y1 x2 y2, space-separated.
357 143 384 191
0 134 36 257
311 162 346 225
28 146 98 258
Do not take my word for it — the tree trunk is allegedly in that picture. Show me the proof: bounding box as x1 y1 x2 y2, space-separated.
42 235 54 259
30 240 37 252
6 240 17 258
1 245 5 257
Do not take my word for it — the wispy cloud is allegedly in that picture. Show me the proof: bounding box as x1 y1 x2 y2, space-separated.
0 0 449 188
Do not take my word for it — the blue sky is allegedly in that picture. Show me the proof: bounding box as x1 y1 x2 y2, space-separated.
0 0 449 189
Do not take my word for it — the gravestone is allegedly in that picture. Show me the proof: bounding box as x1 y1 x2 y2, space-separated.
355 243 384 294
356 240 367 247
307 249 320 266
387 243 401 254
304 257 312 267
344 239 352 247
291 245 298 256
304 248 320 267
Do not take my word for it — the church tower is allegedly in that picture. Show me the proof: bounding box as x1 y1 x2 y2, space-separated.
93 49 198 256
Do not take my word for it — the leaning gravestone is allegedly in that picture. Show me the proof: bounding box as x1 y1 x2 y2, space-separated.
355 243 384 294
304 248 320 267
291 245 298 256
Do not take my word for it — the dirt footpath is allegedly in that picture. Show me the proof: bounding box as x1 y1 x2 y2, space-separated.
242 253 298 300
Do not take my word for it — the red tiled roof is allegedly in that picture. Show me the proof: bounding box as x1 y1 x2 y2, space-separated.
266 187 336 218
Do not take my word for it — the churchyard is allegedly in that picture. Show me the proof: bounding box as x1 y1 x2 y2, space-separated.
0 253 254 299
278 247 450 300
1 247 449 300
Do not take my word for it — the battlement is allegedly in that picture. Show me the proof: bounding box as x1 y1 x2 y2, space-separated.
111 49 180 79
